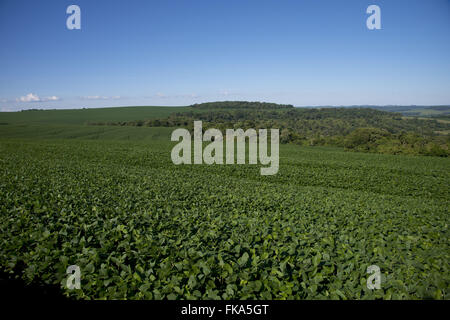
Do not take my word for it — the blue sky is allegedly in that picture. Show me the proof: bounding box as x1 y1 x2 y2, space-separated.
0 0 449 110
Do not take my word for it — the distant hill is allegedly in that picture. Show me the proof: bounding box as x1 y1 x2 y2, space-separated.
191 101 294 109
367 105 450 118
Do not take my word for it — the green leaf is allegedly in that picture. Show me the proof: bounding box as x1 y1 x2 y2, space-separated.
238 252 249 267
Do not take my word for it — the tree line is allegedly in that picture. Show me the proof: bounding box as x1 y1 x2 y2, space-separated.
88 102 449 157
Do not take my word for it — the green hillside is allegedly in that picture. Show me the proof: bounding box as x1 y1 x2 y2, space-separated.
0 106 188 141
0 106 190 125
0 124 174 141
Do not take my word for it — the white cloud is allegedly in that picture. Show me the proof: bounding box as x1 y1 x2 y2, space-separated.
17 93 40 102
46 96 60 101
16 93 60 102
83 96 105 100
81 95 122 100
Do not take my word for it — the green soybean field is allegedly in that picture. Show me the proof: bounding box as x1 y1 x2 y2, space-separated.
0 108 449 300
